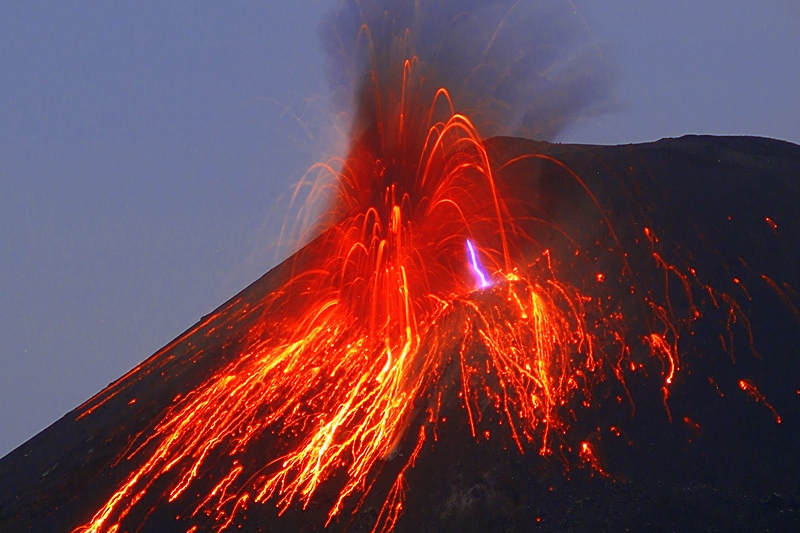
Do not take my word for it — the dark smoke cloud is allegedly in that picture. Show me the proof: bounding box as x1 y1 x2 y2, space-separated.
319 0 617 141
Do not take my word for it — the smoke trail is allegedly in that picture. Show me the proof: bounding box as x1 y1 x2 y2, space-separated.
320 0 617 141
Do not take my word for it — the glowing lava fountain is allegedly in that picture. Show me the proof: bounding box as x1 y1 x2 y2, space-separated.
61 3 797 533
75 54 621 533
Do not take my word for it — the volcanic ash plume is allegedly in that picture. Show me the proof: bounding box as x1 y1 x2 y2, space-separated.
321 0 616 142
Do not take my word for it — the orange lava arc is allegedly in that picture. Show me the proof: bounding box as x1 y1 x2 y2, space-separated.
72 28 695 533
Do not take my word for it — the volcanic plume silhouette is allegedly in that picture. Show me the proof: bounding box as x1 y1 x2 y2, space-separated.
1 2 799 532
321 0 615 141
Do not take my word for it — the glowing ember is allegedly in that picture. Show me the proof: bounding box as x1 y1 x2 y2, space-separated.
739 379 782 424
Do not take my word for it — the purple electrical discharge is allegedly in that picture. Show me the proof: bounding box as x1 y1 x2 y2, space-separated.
466 239 490 289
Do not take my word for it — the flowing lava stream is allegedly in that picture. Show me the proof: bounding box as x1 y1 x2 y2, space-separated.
72 2 783 532
76 70 605 533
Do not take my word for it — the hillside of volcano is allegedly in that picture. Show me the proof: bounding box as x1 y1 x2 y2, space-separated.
1 134 799 532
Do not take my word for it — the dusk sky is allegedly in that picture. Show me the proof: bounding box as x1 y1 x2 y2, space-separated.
2 2 798 456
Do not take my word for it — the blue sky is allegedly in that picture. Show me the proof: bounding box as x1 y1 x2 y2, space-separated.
1 1 798 456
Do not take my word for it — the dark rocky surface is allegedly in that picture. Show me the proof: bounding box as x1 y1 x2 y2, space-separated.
2 135 799 532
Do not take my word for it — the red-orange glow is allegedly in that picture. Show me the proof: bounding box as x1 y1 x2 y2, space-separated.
765 216 778 230
708 377 725 398
683 417 701 434
739 379 782 424
73 63 625 529
76 52 608 532
72 110 691 530
579 441 608 477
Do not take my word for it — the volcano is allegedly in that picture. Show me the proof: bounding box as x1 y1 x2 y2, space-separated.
1 134 799 532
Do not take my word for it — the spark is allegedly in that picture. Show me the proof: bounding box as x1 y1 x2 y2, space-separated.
739 379 782 424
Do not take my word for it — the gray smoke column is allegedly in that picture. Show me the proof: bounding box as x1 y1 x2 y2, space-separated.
320 0 617 141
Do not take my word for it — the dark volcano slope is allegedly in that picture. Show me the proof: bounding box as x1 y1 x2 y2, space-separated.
1 135 799 532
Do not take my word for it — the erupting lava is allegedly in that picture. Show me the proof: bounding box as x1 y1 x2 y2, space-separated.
76 59 610 533
71 3 782 532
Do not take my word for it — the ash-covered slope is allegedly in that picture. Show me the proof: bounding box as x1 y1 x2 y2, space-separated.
2 135 799 532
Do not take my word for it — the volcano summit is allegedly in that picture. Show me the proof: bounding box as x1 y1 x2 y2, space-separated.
1 134 799 532
2 1 799 531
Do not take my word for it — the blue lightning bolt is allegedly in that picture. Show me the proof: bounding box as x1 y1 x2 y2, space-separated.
466 239 490 289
